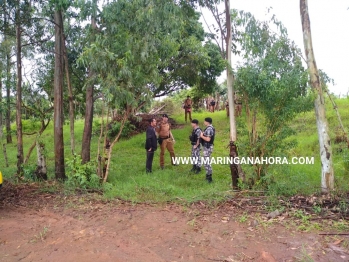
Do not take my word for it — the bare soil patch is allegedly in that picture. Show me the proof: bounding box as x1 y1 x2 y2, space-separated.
1 182 348 262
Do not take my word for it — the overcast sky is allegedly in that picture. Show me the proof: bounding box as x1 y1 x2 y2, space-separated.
201 0 349 96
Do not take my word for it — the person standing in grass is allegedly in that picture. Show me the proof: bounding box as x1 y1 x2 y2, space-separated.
209 99 216 113
189 119 202 174
156 114 177 169
225 100 229 117
183 96 193 123
145 118 157 173
200 117 215 183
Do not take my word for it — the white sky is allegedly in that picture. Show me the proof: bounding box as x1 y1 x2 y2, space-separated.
200 0 349 96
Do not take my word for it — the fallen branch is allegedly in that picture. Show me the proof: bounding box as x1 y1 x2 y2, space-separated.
148 104 166 114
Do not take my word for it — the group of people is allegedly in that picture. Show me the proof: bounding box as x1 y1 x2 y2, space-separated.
145 114 215 183
183 94 243 118
225 92 242 117
145 94 244 182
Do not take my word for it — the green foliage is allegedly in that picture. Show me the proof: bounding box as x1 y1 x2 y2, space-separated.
151 98 181 116
233 12 314 179
108 121 135 140
343 151 349 175
65 154 100 189
21 119 42 133
79 0 224 114
79 0 184 110
23 164 37 181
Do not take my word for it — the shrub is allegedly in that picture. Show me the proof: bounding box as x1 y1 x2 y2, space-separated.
65 154 100 190
108 120 135 139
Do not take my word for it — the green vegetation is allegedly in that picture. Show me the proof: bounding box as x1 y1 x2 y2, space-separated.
2 97 349 203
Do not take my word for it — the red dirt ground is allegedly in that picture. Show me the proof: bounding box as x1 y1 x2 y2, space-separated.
1 183 348 262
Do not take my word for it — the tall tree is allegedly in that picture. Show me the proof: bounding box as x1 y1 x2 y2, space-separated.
0 72 2 147
81 0 98 164
5 48 12 144
15 0 23 176
62 28 75 154
53 7 66 180
199 0 242 187
300 0 334 192
223 0 242 187
2 0 13 144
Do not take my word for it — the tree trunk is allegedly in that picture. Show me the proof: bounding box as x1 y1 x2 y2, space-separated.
300 0 334 193
81 73 94 163
5 54 12 144
53 9 66 180
97 99 105 178
225 0 240 189
3 144 9 167
252 109 257 145
62 33 75 154
35 140 47 180
103 110 129 183
81 8 98 164
205 97 209 110
0 79 3 142
16 5 24 176
4 1 12 144
215 93 220 111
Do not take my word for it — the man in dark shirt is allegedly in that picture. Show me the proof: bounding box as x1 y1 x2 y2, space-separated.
145 118 157 173
189 119 202 174
210 99 216 113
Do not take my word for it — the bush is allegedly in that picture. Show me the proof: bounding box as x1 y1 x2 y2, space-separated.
20 119 42 133
23 164 37 181
92 119 136 139
65 154 101 190
108 120 135 139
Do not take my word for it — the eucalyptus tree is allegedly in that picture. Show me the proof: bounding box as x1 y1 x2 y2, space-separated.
15 0 24 176
197 0 243 187
53 0 69 180
79 0 100 164
233 11 313 180
0 47 3 147
80 0 194 181
1 0 50 175
0 0 15 144
300 0 334 192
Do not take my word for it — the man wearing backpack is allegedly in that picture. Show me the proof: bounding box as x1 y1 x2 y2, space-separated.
189 119 202 174
200 117 215 183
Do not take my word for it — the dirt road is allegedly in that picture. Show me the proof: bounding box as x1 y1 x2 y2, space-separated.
0 185 348 261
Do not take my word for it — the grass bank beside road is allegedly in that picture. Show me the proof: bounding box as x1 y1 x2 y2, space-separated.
1 99 349 204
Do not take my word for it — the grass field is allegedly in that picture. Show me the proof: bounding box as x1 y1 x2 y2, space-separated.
1 97 349 204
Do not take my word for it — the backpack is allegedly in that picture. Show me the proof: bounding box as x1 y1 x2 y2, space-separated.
189 127 202 145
